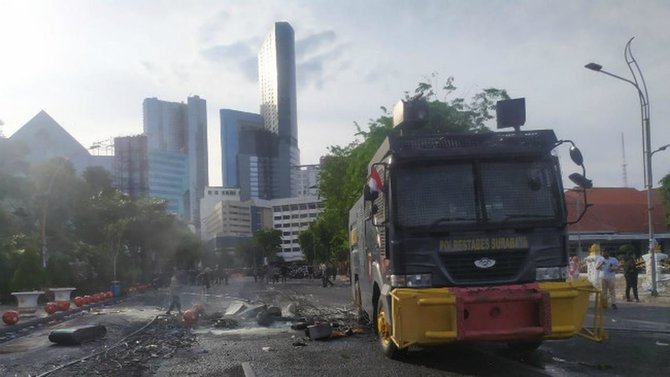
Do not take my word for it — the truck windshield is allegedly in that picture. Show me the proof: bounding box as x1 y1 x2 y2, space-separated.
394 160 559 228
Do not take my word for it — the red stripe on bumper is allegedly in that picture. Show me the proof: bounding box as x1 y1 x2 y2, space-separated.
450 283 551 341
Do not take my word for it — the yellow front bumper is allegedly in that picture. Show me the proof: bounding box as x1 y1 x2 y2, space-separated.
389 279 600 349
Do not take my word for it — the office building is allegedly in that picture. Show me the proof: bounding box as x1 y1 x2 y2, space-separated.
220 109 279 201
113 135 148 198
148 150 189 217
258 22 300 198
200 189 322 262
143 96 208 228
271 196 323 261
295 164 320 197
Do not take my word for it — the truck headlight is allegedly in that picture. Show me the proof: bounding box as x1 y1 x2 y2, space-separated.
536 267 567 281
390 274 432 288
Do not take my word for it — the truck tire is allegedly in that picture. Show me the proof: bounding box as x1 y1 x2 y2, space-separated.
507 340 542 354
376 297 406 359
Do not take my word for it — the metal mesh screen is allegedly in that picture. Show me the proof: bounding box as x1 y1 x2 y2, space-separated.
480 162 556 221
395 164 476 227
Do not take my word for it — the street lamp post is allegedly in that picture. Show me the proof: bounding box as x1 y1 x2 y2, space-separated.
651 144 670 158
585 37 659 296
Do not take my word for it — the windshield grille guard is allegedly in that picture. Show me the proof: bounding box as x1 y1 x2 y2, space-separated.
390 130 558 158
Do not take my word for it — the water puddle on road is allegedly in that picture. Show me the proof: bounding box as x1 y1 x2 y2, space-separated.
194 318 294 337
195 325 291 337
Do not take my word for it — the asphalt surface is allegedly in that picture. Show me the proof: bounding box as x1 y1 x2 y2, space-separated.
1 277 669 376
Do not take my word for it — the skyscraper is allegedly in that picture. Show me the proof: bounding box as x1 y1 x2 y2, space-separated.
143 96 208 230
220 109 278 201
113 135 149 198
258 22 300 198
186 96 209 232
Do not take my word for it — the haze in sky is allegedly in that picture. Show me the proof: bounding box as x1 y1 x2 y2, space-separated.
1 0 669 189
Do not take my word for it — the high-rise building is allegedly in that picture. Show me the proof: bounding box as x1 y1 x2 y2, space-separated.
200 186 274 257
187 96 209 233
113 135 148 198
270 196 324 261
221 109 263 188
148 150 189 217
258 22 300 198
295 164 320 197
220 109 278 201
200 190 321 262
143 96 208 230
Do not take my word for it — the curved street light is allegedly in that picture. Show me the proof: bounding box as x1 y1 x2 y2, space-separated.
651 144 670 158
585 37 659 296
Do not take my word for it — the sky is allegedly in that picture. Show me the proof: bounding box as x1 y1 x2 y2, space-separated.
1 0 669 189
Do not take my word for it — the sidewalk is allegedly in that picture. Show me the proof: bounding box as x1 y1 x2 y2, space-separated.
0 298 122 339
612 273 670 306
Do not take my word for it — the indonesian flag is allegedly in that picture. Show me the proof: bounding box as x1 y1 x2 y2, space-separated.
368 167 384 193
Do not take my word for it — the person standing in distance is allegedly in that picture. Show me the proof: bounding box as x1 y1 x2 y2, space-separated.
166 270 182 315
597 250 619 309
624 252 640 303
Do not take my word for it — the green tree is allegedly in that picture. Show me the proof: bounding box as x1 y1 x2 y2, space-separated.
660 173 670 227
0 146 203 296
32 158 89 266
0 139 33 301
253 228 282 261
316 76 509 263
11 249 46 291
235 239 258 268
618 243 636 260
82 166 114 198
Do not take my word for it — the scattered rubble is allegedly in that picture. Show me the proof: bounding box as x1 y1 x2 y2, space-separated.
49 315 195 377
212 317 239 329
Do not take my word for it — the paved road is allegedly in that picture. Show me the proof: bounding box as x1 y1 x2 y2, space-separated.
157 278 670 377
1 277 668 376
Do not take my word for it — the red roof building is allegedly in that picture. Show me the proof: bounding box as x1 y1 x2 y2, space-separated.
565 187 669 253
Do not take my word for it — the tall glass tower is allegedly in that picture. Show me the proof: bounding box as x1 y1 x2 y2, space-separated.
220 109 278 201
143 96 208 231
258 22 300 198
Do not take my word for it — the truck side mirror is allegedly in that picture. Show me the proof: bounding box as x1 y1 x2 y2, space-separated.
569 146 584 166
569 173 592 189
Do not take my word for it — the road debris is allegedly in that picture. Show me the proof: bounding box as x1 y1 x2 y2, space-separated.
306 323 332 340
292 339 307 347
256 306 282 326
46 315 195 376
48 325 107 345
224 301 248 316
290 320 313 330
213 317 239 329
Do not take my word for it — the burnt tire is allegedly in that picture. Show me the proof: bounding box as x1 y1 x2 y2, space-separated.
376 297 406 359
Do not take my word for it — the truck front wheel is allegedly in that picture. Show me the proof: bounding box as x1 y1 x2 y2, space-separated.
507 340 542 354
376 297 406 359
